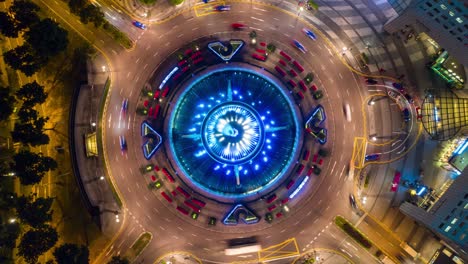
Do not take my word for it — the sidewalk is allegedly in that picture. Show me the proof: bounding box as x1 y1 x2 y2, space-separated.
72 53 121 237
295 248 353 264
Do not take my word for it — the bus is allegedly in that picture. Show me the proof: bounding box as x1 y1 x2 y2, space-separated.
225 237 261 256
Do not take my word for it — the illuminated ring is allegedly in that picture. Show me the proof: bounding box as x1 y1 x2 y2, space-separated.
201 102 265 165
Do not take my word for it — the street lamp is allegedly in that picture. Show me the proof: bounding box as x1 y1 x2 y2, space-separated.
9 218 16 224
91 122 96 127
372 136 377 141
102 65 106 72
99 176 105 180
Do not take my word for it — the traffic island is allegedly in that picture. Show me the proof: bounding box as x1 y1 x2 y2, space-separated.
334 216 371 249
125 232 152 261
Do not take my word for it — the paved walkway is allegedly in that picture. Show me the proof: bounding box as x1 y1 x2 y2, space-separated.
295 248 353 264
73 53 122 237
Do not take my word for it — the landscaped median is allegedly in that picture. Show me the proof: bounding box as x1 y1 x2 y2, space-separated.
125 232 152 261
102 22 134 49
334 216 372 249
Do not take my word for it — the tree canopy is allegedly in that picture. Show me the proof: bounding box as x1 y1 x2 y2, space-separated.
0 12 18 38
107 255 130 264
15 195 53 228
16 81 48 106
54 243 90 264
18 225 58 263
68 0 89 14
9 0 40 32
0 87 16 121
3 45 46 76
0 217 20 249
11 117 50 146
79 4 105 27
10 150 57 185
25 18 69 58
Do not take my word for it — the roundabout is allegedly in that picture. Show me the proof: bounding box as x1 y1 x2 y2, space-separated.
95 1 391 263
167 64 301 200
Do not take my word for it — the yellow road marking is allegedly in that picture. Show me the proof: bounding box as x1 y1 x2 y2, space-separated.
258 238 300 261
351 137 367 169
194 1 225 17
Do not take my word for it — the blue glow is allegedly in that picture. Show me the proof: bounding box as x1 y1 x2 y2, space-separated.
168 66 300 198
417 186 426 196
454 139 468 155
159 66 179 89
141 121 163 160
289 176 309 199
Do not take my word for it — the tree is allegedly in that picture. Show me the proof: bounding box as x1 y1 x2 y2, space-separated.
16 81 48 106
79 5 105 27
11 117 50 146
17 105 39 123
15 196 53 228
3 45 46 76
107 255 130 264
9 0 40 31
0 87 16 121
18 225 58 263
0 217 20 249
0 12 19 38
25 19 69 58
68 0 88 14
54 243 89 264
10 150 57 185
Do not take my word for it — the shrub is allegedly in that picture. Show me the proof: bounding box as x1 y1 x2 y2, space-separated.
304 72 314 84
169 0 184 5
266 43 276 53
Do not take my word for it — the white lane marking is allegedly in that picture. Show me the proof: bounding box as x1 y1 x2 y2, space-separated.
136 57 140 63
143 195 149 201
165 42 171 46
253 7 267 12
159 226 165 230
146 214 151 220
153 51 158 57
192 27 199 31
177 226 183 231
339 73 343 79
177 33 183 38
143 63 148 69
251 16 264 22
250 27 264 32
273 17 279 21
108 114 112 128
136 201 141 208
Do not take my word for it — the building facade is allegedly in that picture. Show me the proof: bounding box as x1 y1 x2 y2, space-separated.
400 169 468 260
384 0 468 66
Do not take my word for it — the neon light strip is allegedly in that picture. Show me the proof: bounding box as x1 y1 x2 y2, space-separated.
159 66 179 89
417 187 426 196
453 139 468 155
289 176 309 199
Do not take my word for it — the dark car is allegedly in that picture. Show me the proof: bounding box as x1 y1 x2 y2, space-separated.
214 5 230 11
365 154 380 161
119 135 127 153
404 94 414 104
402 108 410 122
365 78 378 84
349 194 357 208
132 21 147 30
231 23 247 30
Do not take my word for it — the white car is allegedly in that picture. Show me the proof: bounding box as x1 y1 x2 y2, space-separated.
343 103 351 122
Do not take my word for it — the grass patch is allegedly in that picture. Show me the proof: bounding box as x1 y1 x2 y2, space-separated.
307 0 319 10
97 77 123 208
334 216 372 249
102 22 134 49
169 0 184 5
364 173 370 188
125 232 152 261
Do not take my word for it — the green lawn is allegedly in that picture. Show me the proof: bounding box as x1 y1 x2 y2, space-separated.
139 0 157 4
125 232 152 261
334 216 372 249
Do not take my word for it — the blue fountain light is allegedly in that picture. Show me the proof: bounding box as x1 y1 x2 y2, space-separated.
168 65 300 199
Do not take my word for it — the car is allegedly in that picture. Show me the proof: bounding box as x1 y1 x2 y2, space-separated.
349 194 357 208
214 5 230 11
302 28 317 40
404 93 414 104
365 154 380 161
392 82 404 90
343 103 351 122
132 21 147 30
121 98 128 115
415 106 422 120
292 39 307 53
387 90 399 100
119 135 127 153
402 108 410 122
265 212 273 223
208 217 217 226
391 171 401 192
365 78 378 84
231 23 247 29
313 90 323 100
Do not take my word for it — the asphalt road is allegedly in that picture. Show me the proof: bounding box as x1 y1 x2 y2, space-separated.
27 0 419 263
98 3 377 263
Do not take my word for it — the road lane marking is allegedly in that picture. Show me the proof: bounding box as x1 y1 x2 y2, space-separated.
143 63 148 69
251 16 264 22
273 17 280 20
253 7 267 12
153 51 158 57
136 201 141 208
249 27 264 31
339 73 343 79
192 27 199 31
177 33 184 38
